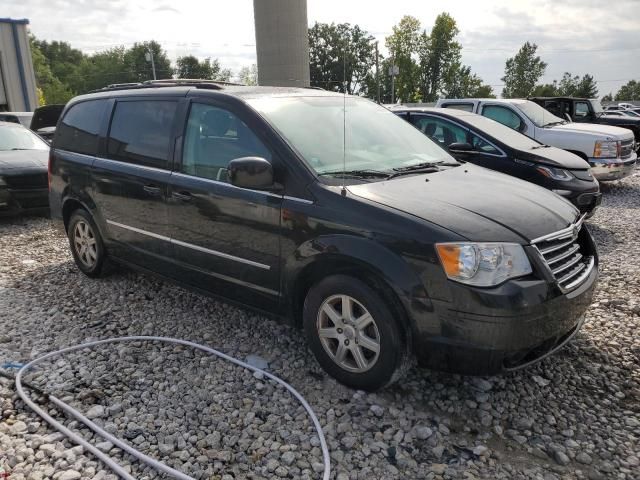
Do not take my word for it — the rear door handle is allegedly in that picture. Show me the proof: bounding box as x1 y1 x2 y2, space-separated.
173 190 192 202
143 184 162 196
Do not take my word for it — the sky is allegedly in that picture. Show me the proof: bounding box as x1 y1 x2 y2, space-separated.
4 0 640 97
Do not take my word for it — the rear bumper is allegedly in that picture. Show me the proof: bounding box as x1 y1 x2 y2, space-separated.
589 154 637 181
416 258 598 375
0 187 49 217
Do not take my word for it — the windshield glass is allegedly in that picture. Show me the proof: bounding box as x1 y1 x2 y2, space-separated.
591 100 603 114
513 101 565 127
0 124 49 151
247 96 454 176
458 114 544 150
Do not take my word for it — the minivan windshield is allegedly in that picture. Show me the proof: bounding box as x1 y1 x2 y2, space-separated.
0 123 49 151
248 96 455 177
514 101 565 128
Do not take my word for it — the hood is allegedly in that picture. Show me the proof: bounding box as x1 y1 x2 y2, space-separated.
347 164 578 243
0 149 49 174
552 122 635 140
522 146 591 169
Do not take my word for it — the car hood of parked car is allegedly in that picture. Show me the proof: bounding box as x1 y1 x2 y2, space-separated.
520 145 591 169
347 163 578 243
552 122 635 140
0 149 48 174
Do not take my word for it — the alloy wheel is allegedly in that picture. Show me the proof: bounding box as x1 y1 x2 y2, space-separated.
73 220 98 268
316 294 381 373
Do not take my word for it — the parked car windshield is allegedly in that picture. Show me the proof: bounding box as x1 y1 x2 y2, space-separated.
0 123 49 151
456 113 544 150
247 96 455 177
514 101 565 128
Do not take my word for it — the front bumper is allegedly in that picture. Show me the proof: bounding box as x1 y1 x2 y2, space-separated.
0 187 49 217
415 254 598 376
589 153 637 181
564 190 601 215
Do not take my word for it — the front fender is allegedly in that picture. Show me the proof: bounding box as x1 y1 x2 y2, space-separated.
284 234 434 334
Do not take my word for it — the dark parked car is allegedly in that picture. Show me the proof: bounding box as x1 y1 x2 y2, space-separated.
49 81 598 390
392 107 601 215
530 97 640 147
0 121 50 216
30 104 66 143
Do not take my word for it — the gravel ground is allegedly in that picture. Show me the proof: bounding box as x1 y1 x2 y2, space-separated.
1 172 639 480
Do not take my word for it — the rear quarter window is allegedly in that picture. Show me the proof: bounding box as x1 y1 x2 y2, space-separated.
106 100 177 169
55 99 108 155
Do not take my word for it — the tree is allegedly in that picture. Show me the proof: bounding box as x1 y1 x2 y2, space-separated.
123 41 172 81
614 80 640 101
175 56 231 81
443 63 494 98
420 13 461 101
531 82 559 97
575 74 598 98
602 92 613 102
385 16 422 102
237 64 258 85
309 22 377 95
501 42 547 98
29 37 75 104
31 38 84 88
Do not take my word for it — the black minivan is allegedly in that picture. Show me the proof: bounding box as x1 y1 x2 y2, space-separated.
392 107 602 216
49 81 598 390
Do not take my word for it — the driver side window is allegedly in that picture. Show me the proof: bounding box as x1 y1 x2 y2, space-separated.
182 103 271 183
410 115 466 149
482 105 524 132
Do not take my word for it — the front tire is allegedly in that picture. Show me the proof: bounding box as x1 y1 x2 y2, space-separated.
67 209 107 278
303 274 410 391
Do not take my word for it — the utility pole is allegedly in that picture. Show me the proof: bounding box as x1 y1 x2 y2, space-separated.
375 41 380 104
145 49 157 80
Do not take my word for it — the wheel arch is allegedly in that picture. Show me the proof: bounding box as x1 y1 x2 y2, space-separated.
285 235 432 341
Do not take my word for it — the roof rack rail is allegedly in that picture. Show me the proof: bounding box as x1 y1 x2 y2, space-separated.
90 78 245 94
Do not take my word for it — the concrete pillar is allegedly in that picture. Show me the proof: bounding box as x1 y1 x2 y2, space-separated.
253 0 310 87
0 18 38 111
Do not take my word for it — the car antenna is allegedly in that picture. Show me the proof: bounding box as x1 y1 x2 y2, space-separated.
341 35 348 197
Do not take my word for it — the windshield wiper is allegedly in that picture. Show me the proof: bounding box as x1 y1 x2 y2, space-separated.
10 148 30 151
318 169 390 179
392 160 459 171
531 144 551 149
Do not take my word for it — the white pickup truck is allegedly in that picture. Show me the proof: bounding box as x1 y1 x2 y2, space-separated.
435 98 637 181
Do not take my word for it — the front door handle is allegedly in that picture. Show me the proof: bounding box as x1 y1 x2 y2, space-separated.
143 184 162 196
173 190 192 202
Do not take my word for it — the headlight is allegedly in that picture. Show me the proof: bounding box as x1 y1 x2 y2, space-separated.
536 166 573 181
435 242 532 287
593 140 620 158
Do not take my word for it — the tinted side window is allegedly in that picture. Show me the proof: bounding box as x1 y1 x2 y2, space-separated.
469 132 500 155
482 105 523 131
410 115 466 147
575 102 589 117
182 103 271 183
442 103 474 112
107 100 177 169
55 99 108 155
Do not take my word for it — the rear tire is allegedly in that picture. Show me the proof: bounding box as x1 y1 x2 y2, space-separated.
67 209 107 278
303 274 411 391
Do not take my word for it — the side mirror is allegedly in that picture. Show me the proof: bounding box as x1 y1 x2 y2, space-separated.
228 156 277 190
448 142 473 152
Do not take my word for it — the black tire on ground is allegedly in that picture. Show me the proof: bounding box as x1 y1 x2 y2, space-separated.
303 274 411 391
67 209 108 278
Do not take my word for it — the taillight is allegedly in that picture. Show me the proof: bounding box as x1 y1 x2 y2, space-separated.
48 149 53 191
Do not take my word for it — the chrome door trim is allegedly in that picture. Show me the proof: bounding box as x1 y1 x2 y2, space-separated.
106 220 271 270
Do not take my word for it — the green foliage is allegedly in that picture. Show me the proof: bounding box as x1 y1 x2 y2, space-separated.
175 55 231 81
309 22 377 95
601 92 613 102
531 73 598 98
614 80 640 101
238 64 258 86
421 13 461 101
443 63 494 98
385 15 422 102
501 42 547 98
29 37 75 104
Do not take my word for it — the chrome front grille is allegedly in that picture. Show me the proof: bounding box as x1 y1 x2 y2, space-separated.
532 216 595 291
621 139 634 158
